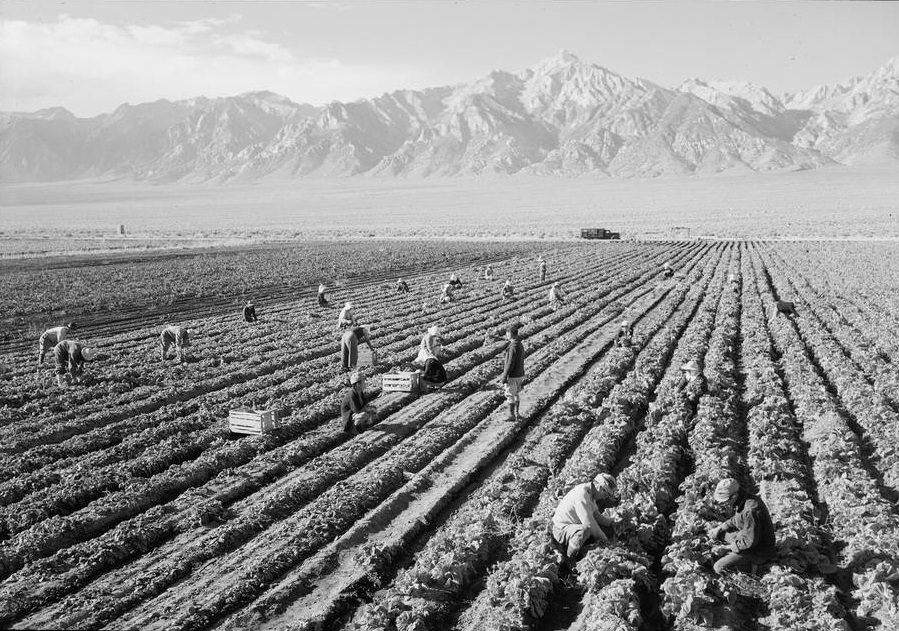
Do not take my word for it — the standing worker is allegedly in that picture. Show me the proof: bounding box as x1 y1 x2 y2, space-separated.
37 322 77 364
615 319 634 347
551 473 618 562
54 340 98 388
243 300 258 323
502 279 515 301
708 478 776 575
396 278 410 293
160 325 191 363
338 302 356 328
548 282 566 311
318 283 330 308
676 359 706 423
499 323 525 421
539 257 547 282
484 265 494 281
440 283 455 304
341 371 375 434
340 326 376 372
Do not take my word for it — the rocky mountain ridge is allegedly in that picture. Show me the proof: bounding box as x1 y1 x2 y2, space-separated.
2 51 897 182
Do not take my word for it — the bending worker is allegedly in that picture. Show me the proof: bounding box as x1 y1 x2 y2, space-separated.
341 371 375 434
708 478 776 575
548 282 566 311
54 340 98 388
449 273 463 290
160 325 191 363
615 319 634 347
551 473 618 561
243 300 257 323
502 280 515 300
338 302 355 328
677 359 706 422
318 283 329 308
396 278 409 293
37 322 77 364
440 283 455 304
341 326 375 372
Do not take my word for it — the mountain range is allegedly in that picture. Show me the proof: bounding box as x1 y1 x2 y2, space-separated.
2 50 898 182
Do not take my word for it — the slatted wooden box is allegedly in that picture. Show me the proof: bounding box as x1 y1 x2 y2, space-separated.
228 408 278 435
382 371 420 393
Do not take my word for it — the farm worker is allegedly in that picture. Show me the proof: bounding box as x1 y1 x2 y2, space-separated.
676 359 706 421
500 323 525 421
775 300 797 317
54 340 98 388
449 273 463 290
341 371 375 434
440 283 455 304
662 261 674 279
243 300 257 323
548 282 566 311
318 284 329 308
37 322 77 364
708 478 776 575
615 320 634 347
341 326 375 372
551 473 618 561
728 273 739 288
484 265 494 281
539 257 547 282
416 325 441 365
396 278 410 293
160 325 191 363
337 302 355 328
502 280 515 300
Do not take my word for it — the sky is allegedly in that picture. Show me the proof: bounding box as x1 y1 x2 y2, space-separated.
1 1 897 117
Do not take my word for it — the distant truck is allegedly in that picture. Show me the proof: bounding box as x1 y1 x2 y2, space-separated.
581 228 621 240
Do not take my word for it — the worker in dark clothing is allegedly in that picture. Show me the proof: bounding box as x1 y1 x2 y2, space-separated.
160 325 191 363
341 371 375 434
37 322 77 364
484 265 494 281
243 301 257 323
663 261 675 279
318 284 329 308
499 324 525 421
54 340 98 388
676 359 706 422
539 257 547 282
709 478 776 574
449 273 463 290
615 320 634 347
341 326 375 372
775 300 797 317
502 280 515 300
396 278 410 293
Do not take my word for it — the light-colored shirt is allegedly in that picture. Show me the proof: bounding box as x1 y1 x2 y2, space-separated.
338 307 355 326
552 483 610 540
41 326 70 343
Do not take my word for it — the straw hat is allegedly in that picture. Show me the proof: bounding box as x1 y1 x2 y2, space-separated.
681 360 700 372
714 478 740 502
349 371 363 385
344 302 353 309
593 473 616 498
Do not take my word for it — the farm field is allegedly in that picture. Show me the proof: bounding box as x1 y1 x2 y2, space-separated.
0 239 898 630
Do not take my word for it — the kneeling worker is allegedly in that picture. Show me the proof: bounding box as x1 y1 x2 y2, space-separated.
54 340 99 388
341 371 375 434
708 478 776 575
551 473 618 561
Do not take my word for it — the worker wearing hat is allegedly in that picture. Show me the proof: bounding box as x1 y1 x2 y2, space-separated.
551 473 618 561
243 300 258 323
37 322 77 364
708 478 776 574
318 283 330 307
662 261 674 278
448 273 463 290
395 278 409 293
337 302 356 329
548 282 566 311
53 339 99 387
341 326 375 372
677 358 706 422
499 323 526 421
615 319 634 348
416 325 441 365
502 279 515 300
440 283 455 304
160 325 192 363
341 371 375 434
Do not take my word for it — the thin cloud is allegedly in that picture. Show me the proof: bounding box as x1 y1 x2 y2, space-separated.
0 14 423 115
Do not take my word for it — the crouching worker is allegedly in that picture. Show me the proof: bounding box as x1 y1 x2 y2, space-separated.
417 326 447 389
708 478 776 575
396 278 409 293
37 322 77 364
615 319 634 347
54 340 98 388
551 473 618 563
775 300 797 317
341 371 375 435
160 325 191 363
243 300 258 323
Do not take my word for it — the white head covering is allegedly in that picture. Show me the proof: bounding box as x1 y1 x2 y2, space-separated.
344 302 353 310
319 283 326 292
81 347 97 361
428 325 439 336
714 478 740 502
592 473 616 498
349 371 363 385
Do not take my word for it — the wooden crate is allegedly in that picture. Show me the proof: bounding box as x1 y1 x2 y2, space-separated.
229 408 278 435
382 371 420 393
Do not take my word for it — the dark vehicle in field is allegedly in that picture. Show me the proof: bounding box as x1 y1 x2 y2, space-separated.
581 228 621 240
